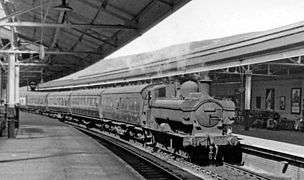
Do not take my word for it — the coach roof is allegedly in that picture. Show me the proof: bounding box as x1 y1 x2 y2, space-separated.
102 84 151 94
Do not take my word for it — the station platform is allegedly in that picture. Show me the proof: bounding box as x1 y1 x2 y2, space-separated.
0 112 143 180
233 125 304 159
233 125 304 146
236 134 304 158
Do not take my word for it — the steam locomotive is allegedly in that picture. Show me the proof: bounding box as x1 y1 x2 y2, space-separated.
21 81 240 163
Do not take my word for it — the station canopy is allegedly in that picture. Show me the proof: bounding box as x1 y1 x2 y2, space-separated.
0 0 190 86
39 19 304 90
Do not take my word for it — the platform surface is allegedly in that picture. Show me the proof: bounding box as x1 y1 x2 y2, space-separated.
236 134 304 159
233 125 304 146
0 112 143 180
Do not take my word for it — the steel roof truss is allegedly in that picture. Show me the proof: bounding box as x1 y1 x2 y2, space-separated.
0 21 137 30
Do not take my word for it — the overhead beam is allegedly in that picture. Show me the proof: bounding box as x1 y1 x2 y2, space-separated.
213 71 279 77
1 62 47 66
18 63 47 66
25 7 118 48
16 31 49 48
0 22 137 29
75 0 135 25
0 49 102 55
50 11 66 48
154 0 174 7
1 62 81 68
267 62 304 66
105 0 155 46
0 0 54 22
20 70 43 73
72 28 117 47
25 11 105 48
70 1 105 51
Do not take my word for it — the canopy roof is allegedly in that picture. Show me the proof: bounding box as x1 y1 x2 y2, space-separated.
39 20 304 90
0 0 190 86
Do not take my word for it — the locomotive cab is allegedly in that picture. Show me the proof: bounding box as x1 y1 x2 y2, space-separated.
147 84 176 100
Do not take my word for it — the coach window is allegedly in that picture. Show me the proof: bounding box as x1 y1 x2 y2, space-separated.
92 98 95 106
122 98 127 110
104 97 108 106
90 97 93 106
129 99 135 111
256 96 261 109
157 87 166 98
87 98 90 106
92 98 96 106
82 97 85 106
109 98 113 108
134 100 139 111
118 97 122 109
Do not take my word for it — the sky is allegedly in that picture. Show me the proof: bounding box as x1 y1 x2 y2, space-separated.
106 0 304 59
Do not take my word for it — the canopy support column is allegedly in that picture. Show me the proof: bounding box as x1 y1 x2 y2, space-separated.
7 53 16 138
7 24 18 138
244 69 252 131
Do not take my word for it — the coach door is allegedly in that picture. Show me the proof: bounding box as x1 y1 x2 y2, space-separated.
141 91 152 127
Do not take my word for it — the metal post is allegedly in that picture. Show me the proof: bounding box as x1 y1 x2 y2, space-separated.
244 70 252 131
7 53 16 138
15 60 20 129
7 23 16 138
15 61 19 104
40 68 44 83
0 68 4 136
0 68 2 104
244 72 252 110
1 69 4 104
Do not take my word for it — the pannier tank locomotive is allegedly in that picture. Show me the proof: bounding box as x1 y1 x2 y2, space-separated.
21 80 240 163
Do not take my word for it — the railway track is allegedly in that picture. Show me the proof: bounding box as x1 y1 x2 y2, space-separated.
67 122 277 180
75 125 201 180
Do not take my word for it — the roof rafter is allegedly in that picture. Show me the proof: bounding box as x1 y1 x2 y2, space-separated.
0 49 103 55
154 0 174 7
24 12 101 48
50 11 66 48
70 0 106 51
72 28 117 47
0 22 137 30
76 0 136 26
106 0 155 46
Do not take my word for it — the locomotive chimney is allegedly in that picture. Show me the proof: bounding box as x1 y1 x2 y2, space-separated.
197 72 211 95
